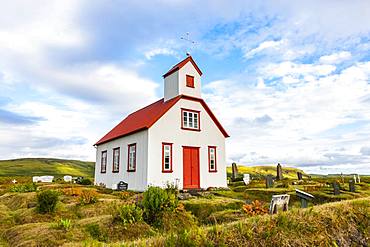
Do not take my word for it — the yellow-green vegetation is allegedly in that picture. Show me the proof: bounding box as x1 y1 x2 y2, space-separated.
0 174 369 246
131 197 370 247
227 164 306 179
0 158 94 178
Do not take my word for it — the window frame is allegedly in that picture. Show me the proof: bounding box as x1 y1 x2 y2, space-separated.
181 108 201 131
208 146 217 172
162 142 173 173
101 150 107 173
186 75 195 88
112 147 120 173
127 143 137 172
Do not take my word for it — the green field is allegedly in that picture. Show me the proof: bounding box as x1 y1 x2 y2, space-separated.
227 164 305 179
0 158 94 178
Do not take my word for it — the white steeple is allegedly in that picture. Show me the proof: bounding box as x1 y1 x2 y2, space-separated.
163 56 202 101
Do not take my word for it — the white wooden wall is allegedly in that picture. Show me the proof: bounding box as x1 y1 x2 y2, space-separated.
94 130 149 191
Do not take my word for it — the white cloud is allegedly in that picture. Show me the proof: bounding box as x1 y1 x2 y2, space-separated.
244 40 286 58
260 61 336 83
205 61 370 174
144 48 177 60
319 51 352 64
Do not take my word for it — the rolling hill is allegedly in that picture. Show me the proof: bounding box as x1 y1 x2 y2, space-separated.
226 165 306 179
0 158 95 178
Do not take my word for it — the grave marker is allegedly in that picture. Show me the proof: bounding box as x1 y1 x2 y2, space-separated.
297 172 303 180
349 180 355 192
266 175 273 188
333 182 340 195
269 194 290 214
63 175 72 182
231 163 238 181
277 163 283 180
357 174 361 183
353 174 357 184
295 189 314 208
243 174 250 185
117 181 128 191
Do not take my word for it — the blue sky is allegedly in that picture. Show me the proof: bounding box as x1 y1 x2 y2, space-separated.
0 0 370 174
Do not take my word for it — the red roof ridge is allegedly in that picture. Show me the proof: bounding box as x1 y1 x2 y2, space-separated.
95 94 229 146
163 56 203 78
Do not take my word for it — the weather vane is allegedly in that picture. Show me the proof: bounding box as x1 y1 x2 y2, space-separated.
180 32 196 56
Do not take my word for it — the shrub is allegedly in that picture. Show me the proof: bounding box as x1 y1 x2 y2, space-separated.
242 200 268 216
85 223 108 242
79 189 98 205
141 186 178 225
58 218 72 231
62 187 82 196
115 203 143 225
79 178 93 185
115 191 135 200
10 183 37 193
36 190 59 213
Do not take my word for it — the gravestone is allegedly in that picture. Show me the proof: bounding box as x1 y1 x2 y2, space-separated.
231 163 238 181
349 180 355 192
269 194 290 214
357 174 361 183
63 175 72 182
266 175 273 188
332 182 340 195
353 174 357 184
295 189 314 208
243 174 250 185
297 172 303 180
117 181 128 191
276 163 283 180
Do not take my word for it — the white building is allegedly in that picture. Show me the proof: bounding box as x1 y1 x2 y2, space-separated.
94 56 229 191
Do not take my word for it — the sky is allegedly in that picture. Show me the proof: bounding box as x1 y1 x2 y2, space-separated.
0 0 370 174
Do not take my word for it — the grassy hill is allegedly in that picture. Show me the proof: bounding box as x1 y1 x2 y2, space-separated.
226 165 306 179
0 158 94 178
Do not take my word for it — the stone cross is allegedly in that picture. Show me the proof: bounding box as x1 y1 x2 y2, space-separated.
276 163 283 180
12 179 17 184
231 163 238 181
297 172 303 180
349 180 355 192
266 175 273 188
333 182 340 195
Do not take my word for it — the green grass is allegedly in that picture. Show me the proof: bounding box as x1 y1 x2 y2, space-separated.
227 165 305 179
0 158 94 178
131 197 370 247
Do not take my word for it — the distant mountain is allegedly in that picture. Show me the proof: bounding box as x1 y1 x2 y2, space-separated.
0 158 94 178
226 165 306 179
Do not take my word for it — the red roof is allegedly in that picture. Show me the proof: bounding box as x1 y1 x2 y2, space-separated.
95 95 229 145
163 56 203 78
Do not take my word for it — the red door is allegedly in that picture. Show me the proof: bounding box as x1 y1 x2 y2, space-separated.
183 146 200 189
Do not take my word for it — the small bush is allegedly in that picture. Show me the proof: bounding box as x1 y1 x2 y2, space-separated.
36 190 59 213
79 189 98 205
141 186 178 226
242 200 268 216
85 223 108 242
79 178 93 185
115 191 135 200
115 204 143 225
62 187 82 196
58 218 72 231
10 183 37 193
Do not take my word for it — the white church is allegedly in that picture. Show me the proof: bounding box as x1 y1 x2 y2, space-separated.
94 56 229 191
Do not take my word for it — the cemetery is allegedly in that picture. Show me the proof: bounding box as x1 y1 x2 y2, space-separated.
0 161 368 246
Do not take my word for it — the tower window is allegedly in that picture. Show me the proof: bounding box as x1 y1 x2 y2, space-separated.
186 75 194 88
